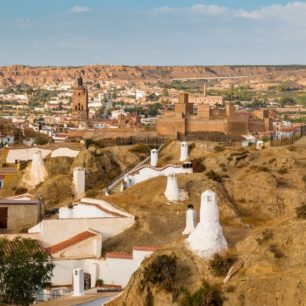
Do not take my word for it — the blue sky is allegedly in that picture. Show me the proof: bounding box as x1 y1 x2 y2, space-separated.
1 1 306 66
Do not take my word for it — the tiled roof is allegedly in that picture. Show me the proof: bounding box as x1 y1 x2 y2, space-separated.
133 245 157 252
46 231 97 255
0 239 46 257
105 252 133 260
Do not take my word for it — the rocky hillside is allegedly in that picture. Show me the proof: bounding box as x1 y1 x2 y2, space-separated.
1 65 306 87
104 139 306 306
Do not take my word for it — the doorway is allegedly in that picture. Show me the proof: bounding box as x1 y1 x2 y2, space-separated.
0 207 8 229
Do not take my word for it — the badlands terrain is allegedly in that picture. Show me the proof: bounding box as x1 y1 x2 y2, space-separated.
1 138 306 305
1 65 306 89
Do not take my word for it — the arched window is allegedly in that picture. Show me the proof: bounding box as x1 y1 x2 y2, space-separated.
78 103 80 110
81 105 83 111
75 105 77 110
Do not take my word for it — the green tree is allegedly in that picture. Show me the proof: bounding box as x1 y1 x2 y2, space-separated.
0 237 54 306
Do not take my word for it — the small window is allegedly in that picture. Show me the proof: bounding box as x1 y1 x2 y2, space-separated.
75 271 78 275
0 180 3 188
207 196 212 201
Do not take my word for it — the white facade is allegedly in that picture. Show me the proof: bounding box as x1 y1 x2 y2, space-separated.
136 90 146 100
182 205 196 235
128 163 193 187
73 268 85 296
73 168 85 198
180 141 188 162
52 247 154 288
187 190 227 258
164 173 180 202
6 147 52 164
50 147 80 159
150 149 158 167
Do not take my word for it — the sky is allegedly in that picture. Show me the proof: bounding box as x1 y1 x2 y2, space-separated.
1 0 306 66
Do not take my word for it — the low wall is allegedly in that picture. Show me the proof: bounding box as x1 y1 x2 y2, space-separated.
6 148 52 163
127 165 193 186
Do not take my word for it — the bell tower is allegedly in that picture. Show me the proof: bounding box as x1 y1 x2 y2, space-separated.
71 76 89 121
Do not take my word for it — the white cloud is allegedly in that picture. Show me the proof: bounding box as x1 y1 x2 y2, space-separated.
152 2 306 24
71 6 90 13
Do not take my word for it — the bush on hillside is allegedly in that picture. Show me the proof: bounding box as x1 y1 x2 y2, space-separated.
214 145 225 153
141 254 177 292
129 143 150 155
180 281 223 306
296 204 306 219
206 170 222 183
209 253 237 277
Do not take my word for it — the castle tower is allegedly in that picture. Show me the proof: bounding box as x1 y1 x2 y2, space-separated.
187 190 227 258
150 149 158 167
73 167 85 198
182 204 196 235
71 76 89 121
73 268 85 296
180 141 188 162
164 173 180 202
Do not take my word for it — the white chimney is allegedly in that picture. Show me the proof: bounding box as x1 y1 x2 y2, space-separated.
182 204 196 235
73 167 85 198
187 190 227 258
180 141 188 162
73 268 85 296
150 149 158 167
29 150 48 186
164 173 180 202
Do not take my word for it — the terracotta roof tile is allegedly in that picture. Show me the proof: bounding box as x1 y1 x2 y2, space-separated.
46 231 97 255
105 252 133 260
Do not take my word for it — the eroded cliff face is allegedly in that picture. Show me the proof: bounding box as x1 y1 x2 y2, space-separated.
1 65 306 87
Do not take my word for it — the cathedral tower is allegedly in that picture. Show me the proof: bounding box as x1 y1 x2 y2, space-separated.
71 76 89 121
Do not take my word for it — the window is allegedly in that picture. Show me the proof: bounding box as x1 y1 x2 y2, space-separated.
0 180 3 188
207 196 212 201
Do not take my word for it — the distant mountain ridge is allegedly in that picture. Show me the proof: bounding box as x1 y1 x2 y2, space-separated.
1 65 306 87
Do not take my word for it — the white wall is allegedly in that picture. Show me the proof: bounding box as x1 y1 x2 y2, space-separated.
29 217 134 247
6 148 51 163
52 249 153 288
128 165 193 186
51 147 80 158
59 204 116 219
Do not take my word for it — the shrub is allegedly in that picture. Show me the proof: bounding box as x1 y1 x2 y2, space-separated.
129 143 150 155
214 145 225 153
287 145 297 152
206 170 222 183
269 244 284 258
95 279 104 287
255 229 273 245
15 187 28 195
180 281 223 306
141 254 177 292
296 204 306 219
85 189 98 197
209 253 237 277
278 168 288 175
